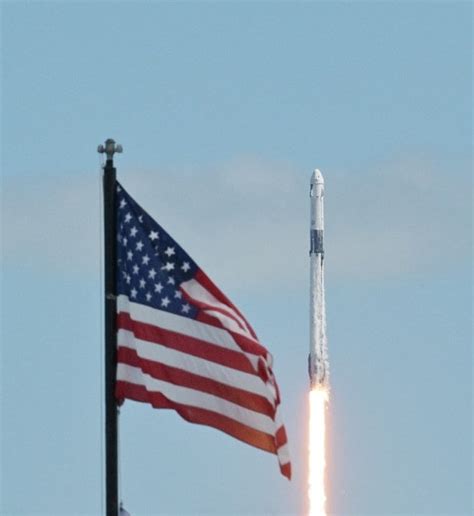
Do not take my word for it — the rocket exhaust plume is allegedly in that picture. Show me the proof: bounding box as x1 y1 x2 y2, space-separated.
308 170 329 516
309 388 328 516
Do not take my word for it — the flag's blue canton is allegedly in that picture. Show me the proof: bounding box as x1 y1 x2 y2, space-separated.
116 182 199 319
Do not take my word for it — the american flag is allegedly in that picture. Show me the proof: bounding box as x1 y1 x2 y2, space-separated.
115 182 291 479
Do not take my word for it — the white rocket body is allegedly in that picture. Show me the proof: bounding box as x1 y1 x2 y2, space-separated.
309 169 329 387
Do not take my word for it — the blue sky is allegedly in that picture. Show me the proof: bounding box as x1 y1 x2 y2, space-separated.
1 2 472 515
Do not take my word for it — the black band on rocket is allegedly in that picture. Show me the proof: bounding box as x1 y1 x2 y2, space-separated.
310 229 324 254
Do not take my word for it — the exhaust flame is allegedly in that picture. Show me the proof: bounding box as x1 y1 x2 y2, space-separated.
308 387 328 516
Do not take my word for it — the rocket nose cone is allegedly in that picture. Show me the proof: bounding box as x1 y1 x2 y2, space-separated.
311 169 324 185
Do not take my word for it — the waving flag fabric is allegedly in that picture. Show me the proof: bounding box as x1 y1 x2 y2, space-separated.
115 182 291 479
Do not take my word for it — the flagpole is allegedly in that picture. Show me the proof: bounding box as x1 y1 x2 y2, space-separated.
98 138 123 516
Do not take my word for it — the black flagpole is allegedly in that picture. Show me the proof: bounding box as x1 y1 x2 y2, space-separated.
98 138 122 516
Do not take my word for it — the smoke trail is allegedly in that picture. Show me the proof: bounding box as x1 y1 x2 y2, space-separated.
320 256 329 386
310 253 329 386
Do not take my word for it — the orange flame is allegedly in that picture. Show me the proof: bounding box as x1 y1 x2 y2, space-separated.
308 387 328 516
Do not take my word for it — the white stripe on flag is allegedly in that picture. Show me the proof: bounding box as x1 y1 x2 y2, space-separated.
201 309 251 337
276 442 291 466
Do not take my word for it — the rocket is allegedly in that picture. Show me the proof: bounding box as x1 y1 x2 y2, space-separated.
309 169 329 388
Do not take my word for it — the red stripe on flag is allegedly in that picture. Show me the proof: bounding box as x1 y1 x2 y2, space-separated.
275 424 289 449
117 346 276 417
116 380 278 454
280 461 291 480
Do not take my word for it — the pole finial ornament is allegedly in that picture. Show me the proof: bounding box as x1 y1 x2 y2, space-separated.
98 138 123 163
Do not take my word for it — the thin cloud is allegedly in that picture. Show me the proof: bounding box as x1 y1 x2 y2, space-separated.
2 154 470 291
